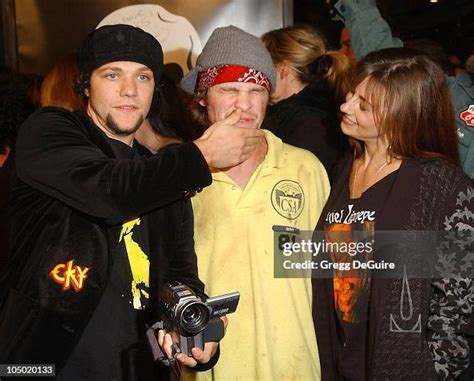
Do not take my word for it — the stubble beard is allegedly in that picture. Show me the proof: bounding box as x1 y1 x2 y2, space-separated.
106 114 144 137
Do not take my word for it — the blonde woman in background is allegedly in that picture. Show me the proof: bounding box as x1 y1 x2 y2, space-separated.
262 25 351 177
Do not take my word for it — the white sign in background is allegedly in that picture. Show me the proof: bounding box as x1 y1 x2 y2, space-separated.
98 4 202 74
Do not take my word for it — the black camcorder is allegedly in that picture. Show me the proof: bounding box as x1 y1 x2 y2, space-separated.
146 282 240 360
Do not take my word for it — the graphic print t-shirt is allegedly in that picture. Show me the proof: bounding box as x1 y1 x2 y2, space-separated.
59 141 155 381
322 171 397 381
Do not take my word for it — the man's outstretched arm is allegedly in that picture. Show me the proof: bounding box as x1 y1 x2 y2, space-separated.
334 0 403 60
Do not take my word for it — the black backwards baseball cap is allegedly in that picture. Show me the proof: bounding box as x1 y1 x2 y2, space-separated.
78 24 164 83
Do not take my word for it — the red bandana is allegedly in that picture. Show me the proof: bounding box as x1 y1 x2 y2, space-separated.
196 64 271 94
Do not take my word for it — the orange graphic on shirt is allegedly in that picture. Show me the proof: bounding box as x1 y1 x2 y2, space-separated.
325 223 372 323
333 277 364 322
50 259 90 292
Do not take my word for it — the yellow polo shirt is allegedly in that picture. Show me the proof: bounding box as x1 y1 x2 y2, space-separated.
189 130 329 380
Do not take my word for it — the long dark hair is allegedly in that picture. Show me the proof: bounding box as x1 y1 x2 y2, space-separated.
350 48 459 166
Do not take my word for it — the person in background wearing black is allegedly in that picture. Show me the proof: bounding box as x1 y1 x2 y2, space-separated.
312 48 473 380
134 69 199 154
0 24 262 380
262 25 351 178
0 66 35 269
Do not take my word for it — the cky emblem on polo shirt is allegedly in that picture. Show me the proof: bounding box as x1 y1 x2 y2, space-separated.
50 259 90 292
460 105 474 127
271 180 305 220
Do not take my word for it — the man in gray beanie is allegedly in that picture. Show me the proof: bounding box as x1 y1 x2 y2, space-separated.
0 24 259 380
182 25 329 381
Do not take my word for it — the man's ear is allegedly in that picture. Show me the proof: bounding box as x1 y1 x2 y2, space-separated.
198 97 207 107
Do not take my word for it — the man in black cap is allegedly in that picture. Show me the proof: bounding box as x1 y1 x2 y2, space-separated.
0 24 259 380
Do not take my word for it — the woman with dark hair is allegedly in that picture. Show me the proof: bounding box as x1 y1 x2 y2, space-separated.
333 0 474 179
262 25 351 176
135 70 203 153
311 48 473 380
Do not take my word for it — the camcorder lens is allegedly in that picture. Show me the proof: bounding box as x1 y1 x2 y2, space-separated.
179 302 210 334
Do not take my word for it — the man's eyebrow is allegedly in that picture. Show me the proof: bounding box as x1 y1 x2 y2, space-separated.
135 66 153 73
96 65 152 73
96 66 123 73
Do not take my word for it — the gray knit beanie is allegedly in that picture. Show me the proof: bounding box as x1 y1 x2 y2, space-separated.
181 25 276 94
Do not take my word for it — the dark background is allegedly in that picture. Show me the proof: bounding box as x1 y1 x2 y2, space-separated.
1 0 474 72
294 0 474 61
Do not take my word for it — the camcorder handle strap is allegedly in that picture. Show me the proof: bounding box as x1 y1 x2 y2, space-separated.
146 321 177 367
